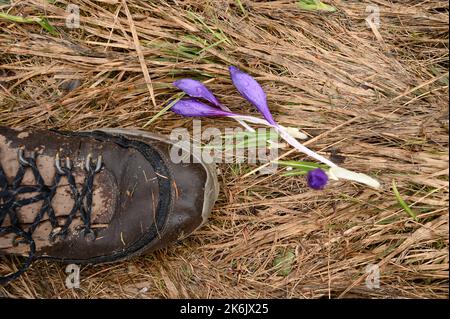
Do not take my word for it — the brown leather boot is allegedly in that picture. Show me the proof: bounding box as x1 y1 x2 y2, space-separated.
0 127 219 285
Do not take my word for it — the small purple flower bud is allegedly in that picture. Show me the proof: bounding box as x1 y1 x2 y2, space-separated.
229 66 276 126
307 168 328 190
173 79 221 107
171 98 233 117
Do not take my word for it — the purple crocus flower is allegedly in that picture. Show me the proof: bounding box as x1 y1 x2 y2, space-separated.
170 68 338 168
171 98 232 117
229 66 276 126
168 66 381 189
173 79 221 107
172 78 255 132
306 168 329 190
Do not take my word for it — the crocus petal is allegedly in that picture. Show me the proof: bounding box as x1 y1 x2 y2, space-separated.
307 168 329 190
173 78 255 132
229 66 276 125
171 98 234 117
173 79 221 107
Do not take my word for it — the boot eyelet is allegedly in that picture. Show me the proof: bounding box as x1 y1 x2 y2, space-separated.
12 235 26 247
83 229 96 242
49 227 62 243
1 136 105 285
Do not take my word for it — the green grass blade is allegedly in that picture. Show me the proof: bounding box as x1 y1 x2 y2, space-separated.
281 169 308 177
392 180 418 221
297 0 336 12
37 17 58 35
198 37 228 54
187 11 231 44
274 160 329 171
235 0 246 15
222 130 279 140
143 92 185 128
0 12 57 35
0 12 33 23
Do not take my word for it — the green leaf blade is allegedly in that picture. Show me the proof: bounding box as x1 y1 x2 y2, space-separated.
297 0 336 12
392 180 418 221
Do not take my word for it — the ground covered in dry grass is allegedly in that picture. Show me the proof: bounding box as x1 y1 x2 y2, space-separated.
0 0 448 298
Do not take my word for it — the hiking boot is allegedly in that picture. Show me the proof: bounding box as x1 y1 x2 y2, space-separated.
0 126 219 285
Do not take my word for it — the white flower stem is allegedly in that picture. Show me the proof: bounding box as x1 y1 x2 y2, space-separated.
233 115 337 168
275 126 338 168
231 115 271 126
231 114 380 188
219 104 255 132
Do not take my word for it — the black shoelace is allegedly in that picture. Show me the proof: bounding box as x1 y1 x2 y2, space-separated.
0 148 102 285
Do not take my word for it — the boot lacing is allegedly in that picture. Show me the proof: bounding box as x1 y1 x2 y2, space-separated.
0 148 102 285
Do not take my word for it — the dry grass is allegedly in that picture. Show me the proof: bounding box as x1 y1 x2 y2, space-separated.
0 0 448 299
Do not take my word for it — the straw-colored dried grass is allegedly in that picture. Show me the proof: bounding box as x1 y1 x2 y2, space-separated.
0 0 448 298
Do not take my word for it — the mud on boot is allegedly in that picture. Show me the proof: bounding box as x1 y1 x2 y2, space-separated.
0 126 219 285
